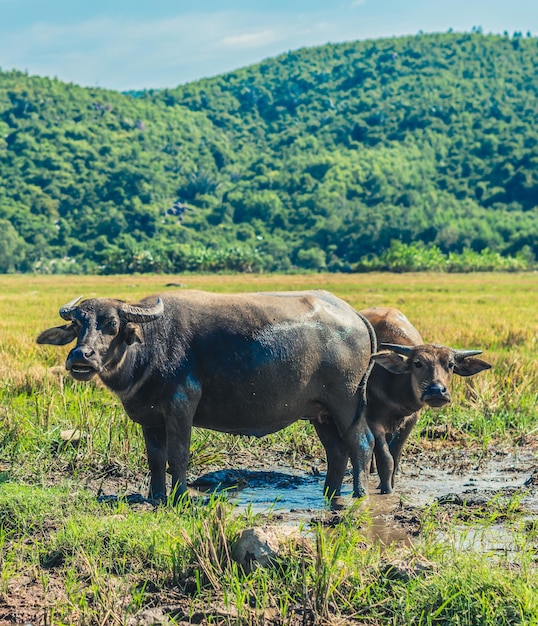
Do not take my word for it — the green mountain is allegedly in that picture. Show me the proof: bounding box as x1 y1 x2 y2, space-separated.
0 31 537 273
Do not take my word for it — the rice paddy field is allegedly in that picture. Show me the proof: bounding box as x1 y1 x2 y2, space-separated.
0 272 537 625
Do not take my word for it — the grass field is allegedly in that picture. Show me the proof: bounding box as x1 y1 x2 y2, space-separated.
0 272 537 625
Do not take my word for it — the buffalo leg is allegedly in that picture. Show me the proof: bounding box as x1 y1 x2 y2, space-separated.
142 424 168 502
372 429 394 494
313 420 349 501
165 413 196 503
346 423 374 498
165 381 201 503
388 412 419 489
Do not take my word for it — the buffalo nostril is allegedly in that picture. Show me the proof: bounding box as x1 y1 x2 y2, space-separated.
71 346 94 360
427 384 448 396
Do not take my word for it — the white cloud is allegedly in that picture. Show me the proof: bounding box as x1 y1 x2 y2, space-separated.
219 29 279 50
0 10 311 88
2 0 538 91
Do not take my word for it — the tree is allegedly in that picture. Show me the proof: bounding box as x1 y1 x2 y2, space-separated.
0 220 27 272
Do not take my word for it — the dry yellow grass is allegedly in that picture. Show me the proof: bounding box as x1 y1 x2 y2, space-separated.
0 273 537 626
1 271 537 443
3 270 535 354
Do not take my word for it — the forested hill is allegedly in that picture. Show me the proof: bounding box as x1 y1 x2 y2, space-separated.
0 31 537 273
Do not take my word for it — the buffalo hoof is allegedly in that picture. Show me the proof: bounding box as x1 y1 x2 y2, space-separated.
329 496 346 511
147 492 168 506
97 493 150 506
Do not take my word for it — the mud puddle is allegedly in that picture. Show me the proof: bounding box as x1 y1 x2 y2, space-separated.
191 446 538 548
191 468 324 515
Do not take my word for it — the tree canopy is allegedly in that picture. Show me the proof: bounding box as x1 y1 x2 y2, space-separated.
0 31 537 273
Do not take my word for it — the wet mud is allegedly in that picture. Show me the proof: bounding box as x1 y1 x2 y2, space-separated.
90 442 538 551
191 444 538 548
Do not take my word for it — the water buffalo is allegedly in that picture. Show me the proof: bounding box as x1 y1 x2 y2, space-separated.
360 306 492 494
37 290 377 502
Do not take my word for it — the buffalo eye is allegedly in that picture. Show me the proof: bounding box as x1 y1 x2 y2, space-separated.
102 318 119 334
413 360 423 368
448 361 455 370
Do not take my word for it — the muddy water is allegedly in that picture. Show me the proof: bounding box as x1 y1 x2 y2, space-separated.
395 448 538 510
192 470 414 544
192 473 418 544
191 469 325 516
191 446 538 547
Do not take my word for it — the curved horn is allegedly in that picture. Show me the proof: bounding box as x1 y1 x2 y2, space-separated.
379 343 413 356
119 298 164 323
454 349 483 362
59 295 83 321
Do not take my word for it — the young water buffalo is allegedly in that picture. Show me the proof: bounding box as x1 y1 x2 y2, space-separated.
37 290 376 502
360 307 492 494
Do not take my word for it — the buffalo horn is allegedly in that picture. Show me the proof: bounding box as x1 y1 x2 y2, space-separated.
120 298 164 323
379 343 413 356
59 295 83 321
454 349 483 361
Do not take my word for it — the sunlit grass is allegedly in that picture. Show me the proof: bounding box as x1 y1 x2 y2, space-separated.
0 272 537 624
3 272 537 458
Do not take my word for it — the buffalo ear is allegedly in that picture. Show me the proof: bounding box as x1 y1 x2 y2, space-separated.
125 322 143 346
36 324 78 346
454 357 492 377
371 351 409 374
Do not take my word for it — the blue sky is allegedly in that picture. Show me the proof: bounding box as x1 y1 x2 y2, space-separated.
1 0 537 91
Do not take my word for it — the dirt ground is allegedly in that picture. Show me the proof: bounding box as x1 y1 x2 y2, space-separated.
90 437 538 540
2 440 537 625
197 440 538 539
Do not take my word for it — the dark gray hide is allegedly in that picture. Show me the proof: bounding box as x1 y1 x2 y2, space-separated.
360 306 492 494
37 290 376 502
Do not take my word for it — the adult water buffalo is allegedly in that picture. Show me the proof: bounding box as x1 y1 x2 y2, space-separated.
37 290 376 502
360 307 492 494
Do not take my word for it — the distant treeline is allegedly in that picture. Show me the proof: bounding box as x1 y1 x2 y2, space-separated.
0 31 537 273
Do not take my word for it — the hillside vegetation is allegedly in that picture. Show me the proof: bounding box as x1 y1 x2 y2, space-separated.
0 31 537 273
